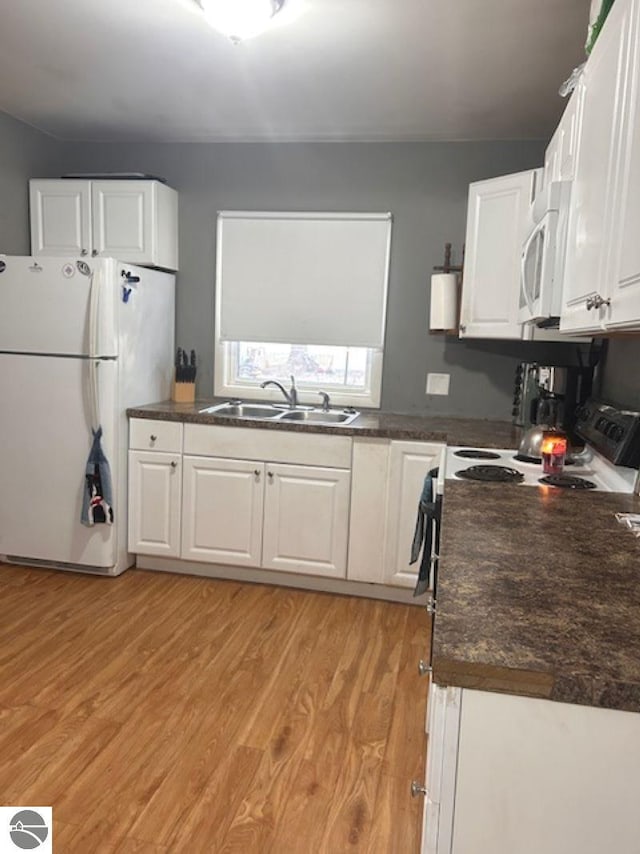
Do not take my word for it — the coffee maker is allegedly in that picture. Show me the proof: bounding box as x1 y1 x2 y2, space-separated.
512 362 593 434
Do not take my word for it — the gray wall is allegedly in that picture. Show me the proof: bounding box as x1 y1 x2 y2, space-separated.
0 112 590 418
58 138 589 418
0 112 62 254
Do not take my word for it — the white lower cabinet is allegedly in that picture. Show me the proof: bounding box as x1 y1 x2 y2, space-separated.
181 456 264 567
383 441 443 588
129 420 444 589
347 439 444 587
262 463 350 578
420 687 640 854
128 450 182 557
180 456 350 578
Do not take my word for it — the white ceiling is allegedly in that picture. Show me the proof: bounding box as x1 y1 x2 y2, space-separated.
0 0 590 143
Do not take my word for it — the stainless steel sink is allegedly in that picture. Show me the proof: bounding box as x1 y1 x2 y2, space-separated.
199 402 283 419
200 400 360 426
279 409 357 425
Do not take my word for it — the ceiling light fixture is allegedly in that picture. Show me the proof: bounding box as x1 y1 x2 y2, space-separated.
196 0 286 43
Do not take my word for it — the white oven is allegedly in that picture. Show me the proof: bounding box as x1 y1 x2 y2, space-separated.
519 180 571 325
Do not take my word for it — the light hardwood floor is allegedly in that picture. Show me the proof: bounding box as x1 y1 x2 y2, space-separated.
0 564 429 853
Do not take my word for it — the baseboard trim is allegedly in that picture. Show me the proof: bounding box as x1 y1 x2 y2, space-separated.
135 555 426 605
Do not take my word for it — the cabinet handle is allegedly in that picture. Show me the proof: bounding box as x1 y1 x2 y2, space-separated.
586 294 611 311
267 472 274 480
411 781 428 798
170 461 177 469
150 435 157 442
92 249 98 257
80 249 88 256
418 660 432 677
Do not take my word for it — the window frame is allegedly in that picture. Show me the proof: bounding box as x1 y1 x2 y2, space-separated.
213 336 383 408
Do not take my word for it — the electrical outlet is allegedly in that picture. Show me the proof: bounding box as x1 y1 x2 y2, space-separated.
426 372 450 396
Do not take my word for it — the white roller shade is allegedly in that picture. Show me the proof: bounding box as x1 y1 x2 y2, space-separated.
216 211 392 347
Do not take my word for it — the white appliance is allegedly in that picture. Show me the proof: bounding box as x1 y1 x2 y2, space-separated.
445 446 637 493
0 255 175 575
518 180 572 325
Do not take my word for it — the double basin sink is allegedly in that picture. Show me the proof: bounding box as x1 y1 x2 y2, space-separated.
200 401 360 426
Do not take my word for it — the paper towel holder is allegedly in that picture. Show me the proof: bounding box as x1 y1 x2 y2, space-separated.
429 242 464 334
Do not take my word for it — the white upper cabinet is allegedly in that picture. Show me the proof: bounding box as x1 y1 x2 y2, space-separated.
605 0 640 329
561 0 639 333
460 170 538 339
29 180 92 257
542 88 583 192
29 178 178 271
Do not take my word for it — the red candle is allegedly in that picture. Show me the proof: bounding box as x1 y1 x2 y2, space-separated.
541 431 568 475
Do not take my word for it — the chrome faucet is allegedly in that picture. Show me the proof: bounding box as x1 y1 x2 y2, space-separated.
318 391 331 412
260 375 298 408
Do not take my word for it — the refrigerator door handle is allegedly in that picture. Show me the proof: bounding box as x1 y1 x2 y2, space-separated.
88 267 101 431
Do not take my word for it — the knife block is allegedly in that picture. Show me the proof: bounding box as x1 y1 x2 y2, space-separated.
171 380 195 403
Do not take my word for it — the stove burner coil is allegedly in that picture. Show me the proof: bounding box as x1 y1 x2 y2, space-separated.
539 474 596 490
514 453 575 466
456 465 525 484
454 449 501 460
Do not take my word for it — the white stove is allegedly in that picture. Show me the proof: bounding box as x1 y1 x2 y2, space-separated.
445 445 637 493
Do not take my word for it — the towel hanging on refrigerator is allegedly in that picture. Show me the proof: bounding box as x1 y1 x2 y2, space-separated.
81 427 114 526
410 468 440 597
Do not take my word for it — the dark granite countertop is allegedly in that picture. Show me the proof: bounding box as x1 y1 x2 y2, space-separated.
433 481 640 712
127 400 521 448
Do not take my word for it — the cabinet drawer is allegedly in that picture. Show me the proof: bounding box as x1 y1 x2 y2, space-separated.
130 419 183 453
184 424 352 469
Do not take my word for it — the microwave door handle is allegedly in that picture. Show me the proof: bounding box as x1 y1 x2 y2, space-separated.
521 226 538 315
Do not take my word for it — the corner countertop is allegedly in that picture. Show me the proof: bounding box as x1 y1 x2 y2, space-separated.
127 400 522 448
433 480 640 713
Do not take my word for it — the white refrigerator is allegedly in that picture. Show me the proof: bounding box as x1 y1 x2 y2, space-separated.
0 255 175 575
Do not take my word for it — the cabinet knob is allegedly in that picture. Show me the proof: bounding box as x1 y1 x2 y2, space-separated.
91 249 98 257
80 249 88 256
418 660 432 677
150 434 157 442
254 469 260 478
170 461 177 469
268 472 274 480
411 781 428 798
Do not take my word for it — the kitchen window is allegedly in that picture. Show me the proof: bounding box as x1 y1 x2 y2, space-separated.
214 210 392 408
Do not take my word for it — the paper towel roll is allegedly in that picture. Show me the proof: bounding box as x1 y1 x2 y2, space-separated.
429 273 457 330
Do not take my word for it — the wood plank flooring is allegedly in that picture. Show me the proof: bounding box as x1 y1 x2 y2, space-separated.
0 564 430 853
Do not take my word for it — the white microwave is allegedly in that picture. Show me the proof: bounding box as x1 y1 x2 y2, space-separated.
518 180 571 325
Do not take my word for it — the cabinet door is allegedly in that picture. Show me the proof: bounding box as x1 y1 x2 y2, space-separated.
383 441 443 588
605 0 640 329
181 456 264 567
460 170 537 339
560 1 634 333
557 87 583 181
420 685 462 854
29 179 91 257
91 180 154 263
542 128 561 192
128 450 181 557
262 463 350 578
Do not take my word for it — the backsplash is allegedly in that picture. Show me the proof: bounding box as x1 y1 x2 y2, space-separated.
599 338 640 409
